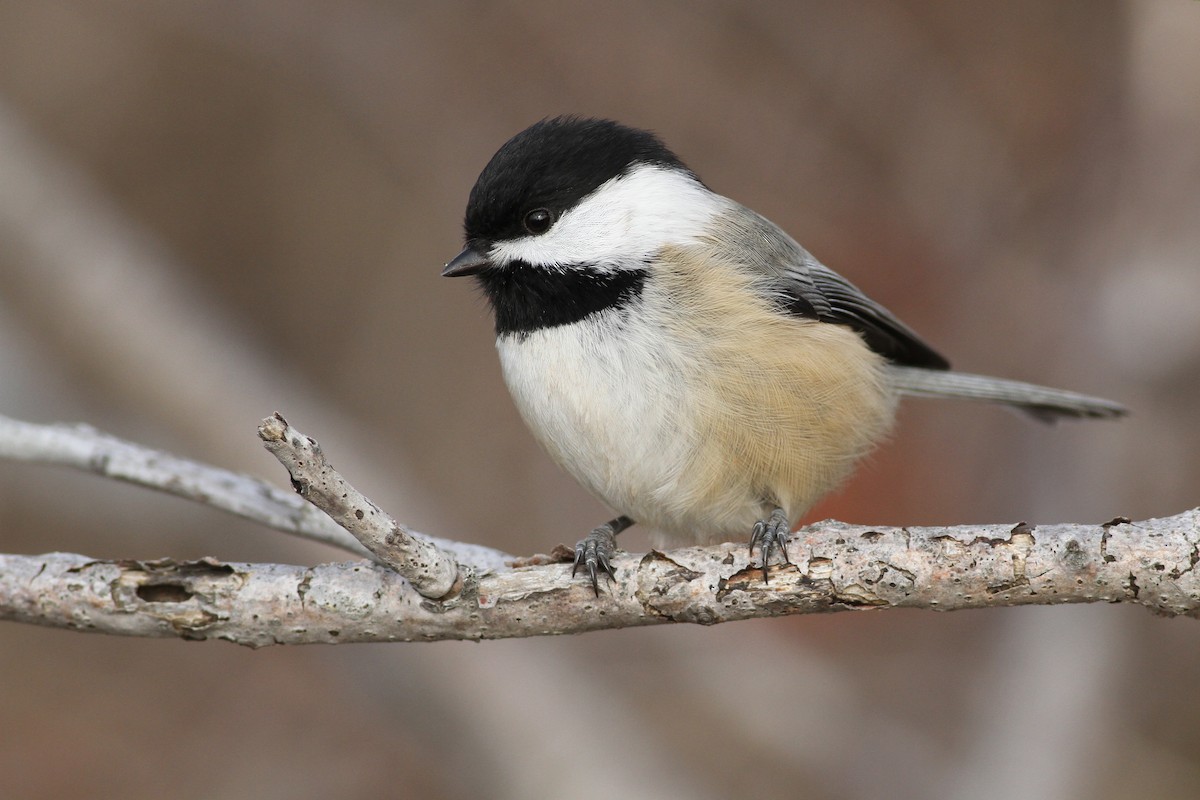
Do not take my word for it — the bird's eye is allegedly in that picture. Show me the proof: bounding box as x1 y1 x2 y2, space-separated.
523 208 553 235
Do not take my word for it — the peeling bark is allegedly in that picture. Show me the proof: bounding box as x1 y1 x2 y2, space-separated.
2 412 1194 644
3 511 1197 646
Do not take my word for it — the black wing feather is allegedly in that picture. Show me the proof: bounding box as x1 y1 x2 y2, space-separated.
794 264 950 370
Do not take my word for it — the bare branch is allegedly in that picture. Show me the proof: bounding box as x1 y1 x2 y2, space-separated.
0 414 512 572
1 411 1194 642
2 510 1197 645
0 413 366 556
257 413 462 598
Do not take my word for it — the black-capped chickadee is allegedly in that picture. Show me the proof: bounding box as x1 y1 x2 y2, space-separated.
444 116 1126 592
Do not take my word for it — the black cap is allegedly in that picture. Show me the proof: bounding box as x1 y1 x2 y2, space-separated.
462 117 692 251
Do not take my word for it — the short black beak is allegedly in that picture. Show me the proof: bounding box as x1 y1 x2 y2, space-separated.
442 247 491 277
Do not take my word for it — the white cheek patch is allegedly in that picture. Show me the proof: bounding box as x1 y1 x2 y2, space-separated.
488 164 725 273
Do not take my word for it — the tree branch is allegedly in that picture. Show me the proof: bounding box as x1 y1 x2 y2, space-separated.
1 510 1196 646
1 412 1196 643
0 413 511 572
257 412 461 598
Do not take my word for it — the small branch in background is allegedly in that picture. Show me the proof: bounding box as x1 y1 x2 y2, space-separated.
0 413 367 557
258 413 462 599
0 413 512 572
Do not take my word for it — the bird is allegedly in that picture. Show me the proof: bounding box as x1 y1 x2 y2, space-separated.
442 116 1127 593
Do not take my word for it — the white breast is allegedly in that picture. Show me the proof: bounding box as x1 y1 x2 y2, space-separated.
497 303 700 532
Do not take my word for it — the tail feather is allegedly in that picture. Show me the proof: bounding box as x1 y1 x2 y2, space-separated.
887 366 1128 423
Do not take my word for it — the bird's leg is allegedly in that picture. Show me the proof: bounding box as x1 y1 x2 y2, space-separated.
749 506 791 582
573 515 634 595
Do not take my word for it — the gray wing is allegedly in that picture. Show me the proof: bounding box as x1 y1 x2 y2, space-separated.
710 204 950 370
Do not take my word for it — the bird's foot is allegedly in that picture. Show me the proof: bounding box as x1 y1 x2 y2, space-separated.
749 507 791 582
572 516 633 595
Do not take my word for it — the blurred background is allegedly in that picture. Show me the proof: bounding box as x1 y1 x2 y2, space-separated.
1 2 1198 798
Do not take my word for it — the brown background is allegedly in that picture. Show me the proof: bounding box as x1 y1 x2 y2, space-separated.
1 2 1198 798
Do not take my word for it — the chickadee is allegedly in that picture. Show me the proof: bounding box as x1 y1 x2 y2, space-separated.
443 116 1126 592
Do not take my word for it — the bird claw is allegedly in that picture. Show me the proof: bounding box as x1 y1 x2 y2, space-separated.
749 507 791 582
573 525 618 596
